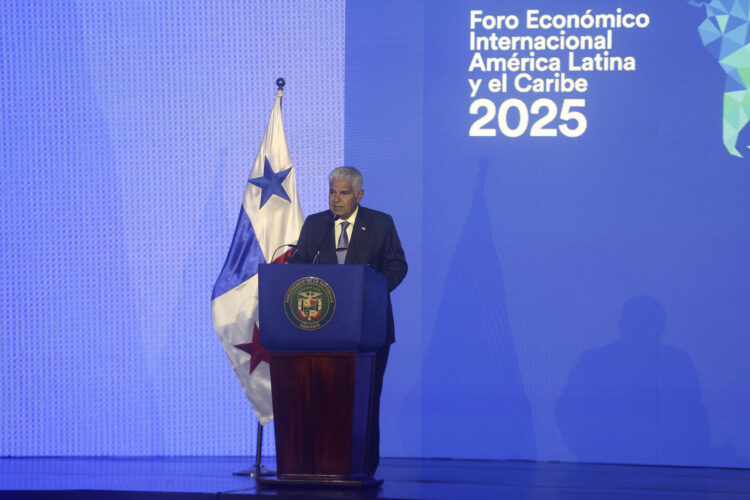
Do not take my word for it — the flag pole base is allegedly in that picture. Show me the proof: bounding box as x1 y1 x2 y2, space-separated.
233 464 276 477
233 421 275 476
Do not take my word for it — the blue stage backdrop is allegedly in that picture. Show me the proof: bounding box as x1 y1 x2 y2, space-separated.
2 0 749 468
346 0 749 468
0 0 344 455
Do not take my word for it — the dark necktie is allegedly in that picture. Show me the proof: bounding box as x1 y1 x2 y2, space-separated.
336 221 349 264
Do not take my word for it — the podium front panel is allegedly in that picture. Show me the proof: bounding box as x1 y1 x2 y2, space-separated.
258 264 387 353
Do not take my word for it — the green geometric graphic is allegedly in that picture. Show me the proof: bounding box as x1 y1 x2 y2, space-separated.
696 0 750 157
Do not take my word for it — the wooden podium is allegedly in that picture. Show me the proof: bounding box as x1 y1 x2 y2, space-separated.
256 264 387 488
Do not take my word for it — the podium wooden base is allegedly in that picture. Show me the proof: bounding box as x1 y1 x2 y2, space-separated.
257 475 383 489
270 352 375 480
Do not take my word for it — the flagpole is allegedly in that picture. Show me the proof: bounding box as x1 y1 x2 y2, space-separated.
255 422 264 469
276 77 285 108
231 78 288 479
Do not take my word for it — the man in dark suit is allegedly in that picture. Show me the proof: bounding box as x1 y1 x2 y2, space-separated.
289 166 407 475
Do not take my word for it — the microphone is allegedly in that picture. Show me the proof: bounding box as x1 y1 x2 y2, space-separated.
270 243 297 263
313 250 320 265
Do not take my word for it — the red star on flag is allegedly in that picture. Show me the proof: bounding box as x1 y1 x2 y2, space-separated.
234 322 270 375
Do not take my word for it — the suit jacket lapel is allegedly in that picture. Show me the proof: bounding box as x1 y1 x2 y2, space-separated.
345 206 367 264
319 212 337 263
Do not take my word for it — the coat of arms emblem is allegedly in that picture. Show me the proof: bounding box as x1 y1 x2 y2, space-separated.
284 276 336 330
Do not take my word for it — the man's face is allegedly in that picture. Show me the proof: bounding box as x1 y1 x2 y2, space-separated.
329 180 363 219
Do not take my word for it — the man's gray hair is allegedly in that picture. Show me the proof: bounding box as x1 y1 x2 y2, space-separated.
329 166 363 194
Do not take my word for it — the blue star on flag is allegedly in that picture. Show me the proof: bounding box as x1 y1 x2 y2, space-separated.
248 157 292 209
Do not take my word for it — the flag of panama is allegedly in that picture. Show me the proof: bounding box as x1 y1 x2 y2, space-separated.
211 87 303 424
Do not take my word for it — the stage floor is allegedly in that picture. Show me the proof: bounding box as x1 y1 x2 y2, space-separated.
1 456 749 499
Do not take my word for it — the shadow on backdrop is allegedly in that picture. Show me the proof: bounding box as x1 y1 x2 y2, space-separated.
555 296 710 466
420 159 536 460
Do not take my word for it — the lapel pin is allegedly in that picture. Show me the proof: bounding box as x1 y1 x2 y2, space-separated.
361 226 366 231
